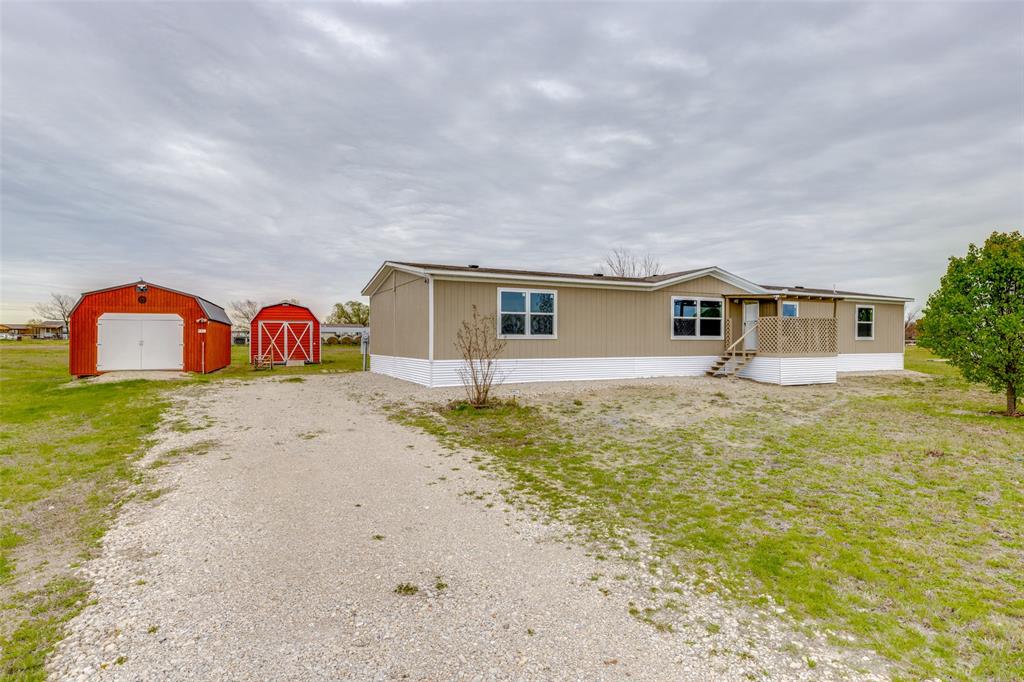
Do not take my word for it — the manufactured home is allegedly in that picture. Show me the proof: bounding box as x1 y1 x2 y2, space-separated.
361 262 912 387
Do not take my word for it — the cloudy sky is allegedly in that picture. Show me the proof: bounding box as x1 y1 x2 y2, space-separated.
2 2 1022 322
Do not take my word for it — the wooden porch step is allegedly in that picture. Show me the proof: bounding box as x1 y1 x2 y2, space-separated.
707 351 756 377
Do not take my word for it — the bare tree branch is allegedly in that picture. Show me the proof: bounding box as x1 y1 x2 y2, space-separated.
228 300 261 328
33 293 76 327
454 305 507 407
602 248 663 278
904 305 921 341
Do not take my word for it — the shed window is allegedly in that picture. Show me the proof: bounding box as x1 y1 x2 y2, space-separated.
781 301 799 318
499 289 556 338
671 297 723 339
856 305 874 340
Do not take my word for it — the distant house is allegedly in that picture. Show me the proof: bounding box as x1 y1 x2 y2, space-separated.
0 324 29 340
321 323 367 342
0 321 67 339
37 320 69 339
361 261 913 387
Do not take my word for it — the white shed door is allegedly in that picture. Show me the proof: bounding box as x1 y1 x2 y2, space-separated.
97 313 184 371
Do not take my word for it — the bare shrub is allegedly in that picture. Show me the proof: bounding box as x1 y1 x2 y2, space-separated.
455 305 507 407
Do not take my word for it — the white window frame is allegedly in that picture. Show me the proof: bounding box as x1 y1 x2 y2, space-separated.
855 304 875 341
670 296 724 340
497 288 557 339
781 301 799 318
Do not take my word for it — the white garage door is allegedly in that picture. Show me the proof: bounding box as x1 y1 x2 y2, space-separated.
97 313 184 371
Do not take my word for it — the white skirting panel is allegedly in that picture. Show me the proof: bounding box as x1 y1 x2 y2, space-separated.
371 354 719 387
430 355 719 388
836 353 904 372
737 357 781 384
738 357 838 385
372 354 850 387
779 356 837 385
370 354 432 386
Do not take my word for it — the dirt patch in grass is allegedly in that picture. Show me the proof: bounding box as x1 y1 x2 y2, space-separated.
62 371 190 387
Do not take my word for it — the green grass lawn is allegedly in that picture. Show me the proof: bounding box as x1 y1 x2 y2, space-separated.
210 342 365 380
0 341 364 679
397 347 1024 681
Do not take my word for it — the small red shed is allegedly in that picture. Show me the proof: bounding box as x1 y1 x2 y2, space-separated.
69 280 232 377
250 302 321 365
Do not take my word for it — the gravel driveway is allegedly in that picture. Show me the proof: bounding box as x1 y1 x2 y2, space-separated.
49 374 888 681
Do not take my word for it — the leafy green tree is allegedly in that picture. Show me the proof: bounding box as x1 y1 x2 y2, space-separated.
326 300 369 326
919 231 1024 415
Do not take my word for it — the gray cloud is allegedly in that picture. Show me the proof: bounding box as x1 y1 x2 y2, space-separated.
2 1 1022 320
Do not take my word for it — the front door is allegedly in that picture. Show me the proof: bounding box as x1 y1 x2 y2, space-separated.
743 302 759 350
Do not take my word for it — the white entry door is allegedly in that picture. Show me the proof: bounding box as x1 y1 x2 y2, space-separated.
743 302 759 351
97 313 184 371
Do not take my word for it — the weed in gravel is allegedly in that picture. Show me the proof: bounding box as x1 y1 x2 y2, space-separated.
147 625 158 634
280 377 305 383
148 441 216 469
394 583 419 596
434 577 448 590
372 534 385 541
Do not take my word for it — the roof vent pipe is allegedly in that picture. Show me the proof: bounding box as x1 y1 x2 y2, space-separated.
468 264 479 269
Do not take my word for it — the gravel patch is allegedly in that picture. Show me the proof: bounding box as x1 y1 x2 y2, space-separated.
64 371 191 386
49 373 890 681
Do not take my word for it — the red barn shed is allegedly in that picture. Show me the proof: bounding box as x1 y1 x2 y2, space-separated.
69 280 232 377
250 302 321 365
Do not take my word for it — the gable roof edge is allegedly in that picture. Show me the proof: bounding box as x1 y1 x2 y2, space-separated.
360 262 428 296
649 267 769 294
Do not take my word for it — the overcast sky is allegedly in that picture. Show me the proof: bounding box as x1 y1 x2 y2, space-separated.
2 2 1022 322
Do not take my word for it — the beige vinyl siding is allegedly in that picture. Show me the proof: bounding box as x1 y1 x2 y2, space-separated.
837 301 904 353
433 275 745 360
368 270 429 359
789 299 835 318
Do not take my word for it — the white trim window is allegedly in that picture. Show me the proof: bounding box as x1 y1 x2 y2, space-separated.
781 301 799 318
498 288 556 338
671 297 724 339
856 304 875 340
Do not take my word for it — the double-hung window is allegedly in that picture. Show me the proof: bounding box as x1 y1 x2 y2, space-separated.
671 297 723 339
781 301 799 318
856 305 874 340
498 289 556 338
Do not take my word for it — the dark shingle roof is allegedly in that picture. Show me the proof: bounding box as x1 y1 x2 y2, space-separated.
758 284 909 300
391 261 706 283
